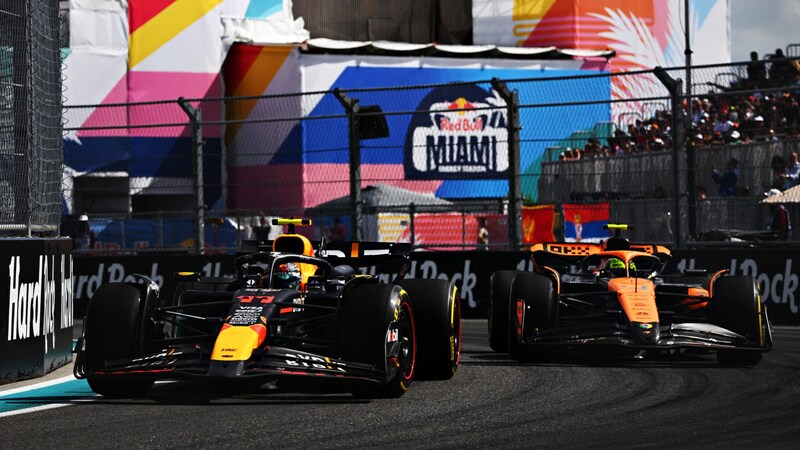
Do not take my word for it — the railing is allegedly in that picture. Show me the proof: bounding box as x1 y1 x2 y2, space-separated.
60 58 800 251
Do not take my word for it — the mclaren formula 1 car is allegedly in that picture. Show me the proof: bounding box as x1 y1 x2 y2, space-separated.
489 224 772 365
74 219 461 398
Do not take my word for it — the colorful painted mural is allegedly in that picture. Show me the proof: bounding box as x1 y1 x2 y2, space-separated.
62 0 309 214
473 0 731 67
223 49 611 211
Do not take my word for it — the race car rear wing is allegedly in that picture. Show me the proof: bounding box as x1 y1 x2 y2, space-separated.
529 242 672 272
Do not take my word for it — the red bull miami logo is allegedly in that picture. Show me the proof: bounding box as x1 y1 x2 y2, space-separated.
406 88 509 179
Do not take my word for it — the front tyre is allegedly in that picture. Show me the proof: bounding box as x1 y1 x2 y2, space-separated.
509 273 555 362
489 271 518 352
399 279 461 380
83 283 154 398
339 283 416 398
712 275 765 366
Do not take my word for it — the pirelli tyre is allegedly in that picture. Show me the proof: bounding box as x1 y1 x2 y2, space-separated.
399 279 461 380
508 272 556 362
338 283 416 398
489 270 518 352
712 275 765 366
83 283 154 398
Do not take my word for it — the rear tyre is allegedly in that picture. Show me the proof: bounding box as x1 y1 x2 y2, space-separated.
399 279 460 380
712 275 764 366
339 283 416 398
509 273 555 362
84 283 154 398
489 271 517 352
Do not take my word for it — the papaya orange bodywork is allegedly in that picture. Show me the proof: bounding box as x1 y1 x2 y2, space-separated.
607 278 658 323
683 287 709 310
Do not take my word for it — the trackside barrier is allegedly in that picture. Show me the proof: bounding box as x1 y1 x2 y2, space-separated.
0 238 74 385
6 244 795 385
67 248 800 325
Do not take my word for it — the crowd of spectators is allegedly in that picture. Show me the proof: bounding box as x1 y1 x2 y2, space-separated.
557 48 800 163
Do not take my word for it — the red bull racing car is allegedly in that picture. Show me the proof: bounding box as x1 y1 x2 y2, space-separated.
74 219 461 398
489 224 772 365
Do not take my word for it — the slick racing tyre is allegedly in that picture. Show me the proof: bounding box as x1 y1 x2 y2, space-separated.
84 283 154 398
712 275 764 366
339 283 416 398
399 279 461 380
509 273 555 362
489 271 518 352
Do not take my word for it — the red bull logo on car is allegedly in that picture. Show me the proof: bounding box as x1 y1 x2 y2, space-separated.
405 86 509 180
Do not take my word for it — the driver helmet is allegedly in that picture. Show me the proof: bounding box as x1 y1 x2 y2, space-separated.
273 262 301 289
606 257 626 270
604 257 637 271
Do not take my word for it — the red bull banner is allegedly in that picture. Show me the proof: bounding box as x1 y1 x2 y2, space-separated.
522 205 557 244
405 85 509 180
562 202 609 243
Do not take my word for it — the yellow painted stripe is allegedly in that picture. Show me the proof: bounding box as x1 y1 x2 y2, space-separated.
513 0 556 21
449 286 456 327
227 47 292 141
129 0 224 69
757 292 764 347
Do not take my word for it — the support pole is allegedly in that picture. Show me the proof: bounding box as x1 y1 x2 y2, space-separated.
178 97 204 254
653 68 685 249
684 0 697 239
491 78 522 250
333 89 363 241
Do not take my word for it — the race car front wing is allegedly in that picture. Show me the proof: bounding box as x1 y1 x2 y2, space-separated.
74 345 389 385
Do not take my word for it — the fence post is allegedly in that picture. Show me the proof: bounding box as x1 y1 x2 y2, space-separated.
491 78 522 250
409 202 416 248
333 89 363 241
178 97 204 254
653 67 685 249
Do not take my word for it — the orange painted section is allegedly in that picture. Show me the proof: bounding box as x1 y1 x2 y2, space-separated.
684 287 709 310
224 45 294 144
607 278 658 323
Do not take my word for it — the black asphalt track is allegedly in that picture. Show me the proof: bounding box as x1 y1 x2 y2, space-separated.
2 320 798 448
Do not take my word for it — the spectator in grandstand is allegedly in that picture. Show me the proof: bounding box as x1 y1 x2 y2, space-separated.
73 214 95 251
477 217 489 251
771 165 790 191
253 215 271 241
752 115 770 141
747 51 767 89
781 150 800 188
713 111 734 134
711 157 739 197
325 216 346 241
696 185 709 201
780 93 799 137
725 129 744 144
768 49 800 88
241 216 258 240
764 188 791 240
